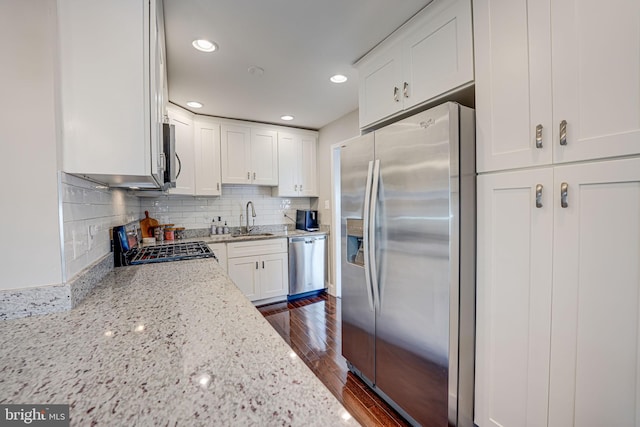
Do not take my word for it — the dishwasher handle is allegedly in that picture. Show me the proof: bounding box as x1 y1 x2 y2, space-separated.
289 235 326 243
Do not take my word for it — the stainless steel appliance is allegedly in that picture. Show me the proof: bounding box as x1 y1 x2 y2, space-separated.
161 123 178 190
113 224 216 267
288 235 326 299
295 209 319 231
340 102 476 426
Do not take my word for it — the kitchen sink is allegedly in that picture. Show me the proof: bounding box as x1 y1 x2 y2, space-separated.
231 233 274 238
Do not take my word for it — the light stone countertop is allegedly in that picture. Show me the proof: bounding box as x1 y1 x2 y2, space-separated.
0 259 357 426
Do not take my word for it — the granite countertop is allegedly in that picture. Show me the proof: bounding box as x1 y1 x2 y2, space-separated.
0 259 357 426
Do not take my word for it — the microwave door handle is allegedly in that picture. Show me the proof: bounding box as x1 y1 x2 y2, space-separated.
362 160 375 312
369 160 381 311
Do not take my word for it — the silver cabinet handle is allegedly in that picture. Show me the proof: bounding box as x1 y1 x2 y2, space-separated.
255 261 258 269
536 184 543 208
559 120 567 146
393 86 400 102
560 182 569 208
403 82 409 98
536 124 543 149
247 172 250 180
299 184 303 192
262 261 265 269
253 172 256 180
294 184 298 191
216 182 220 191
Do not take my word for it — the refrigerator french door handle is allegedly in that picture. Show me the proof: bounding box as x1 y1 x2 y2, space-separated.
362 160 375 312
369 159 381 311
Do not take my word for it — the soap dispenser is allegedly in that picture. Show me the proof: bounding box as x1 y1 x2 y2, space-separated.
223 221 229 234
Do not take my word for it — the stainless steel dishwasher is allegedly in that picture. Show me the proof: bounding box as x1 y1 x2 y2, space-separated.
288 235 326 299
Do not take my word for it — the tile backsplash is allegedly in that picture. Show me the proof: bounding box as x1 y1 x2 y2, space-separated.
141 185 312 230
61 173 141 281
61 179 311 282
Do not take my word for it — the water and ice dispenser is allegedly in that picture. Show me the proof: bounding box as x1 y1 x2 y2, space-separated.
346 218 365 267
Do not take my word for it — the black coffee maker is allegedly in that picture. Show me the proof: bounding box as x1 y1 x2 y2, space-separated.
295 210 319 231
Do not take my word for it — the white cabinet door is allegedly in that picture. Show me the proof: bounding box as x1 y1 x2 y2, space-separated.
58 0 162 186
551 0 640 164
194 118 221 196
548 157 640 427
475 168 553 427
259 252 289 299
402 0 474 110
299 134 317 197
168 106 195 195
275 133 298 196
474 0 552 172
250 129 278 185
358 47 403 128
228 256 259 301
274 132 317 197
221 124 251 184
357 0 474 129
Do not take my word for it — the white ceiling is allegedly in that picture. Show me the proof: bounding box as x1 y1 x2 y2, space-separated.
163 0 433 130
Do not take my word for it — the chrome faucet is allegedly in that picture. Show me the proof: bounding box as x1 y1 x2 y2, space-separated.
246 201 256 233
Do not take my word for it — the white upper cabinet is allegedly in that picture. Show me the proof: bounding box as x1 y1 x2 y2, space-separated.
357 0 473 129
58 0 166 188
475 0 640 172
273 132 318 197
167 105 195 195
167 107 221 196
551 0 640 164
221 125 278 185
474 0 552 172
250 129 278 186
220 124 251 184
194 117 222 196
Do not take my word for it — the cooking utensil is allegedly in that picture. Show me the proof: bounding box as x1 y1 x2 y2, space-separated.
140 211 159 238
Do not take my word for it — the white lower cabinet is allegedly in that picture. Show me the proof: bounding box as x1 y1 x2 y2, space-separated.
206 243 227 273
476 157 640 427
227 239 288 303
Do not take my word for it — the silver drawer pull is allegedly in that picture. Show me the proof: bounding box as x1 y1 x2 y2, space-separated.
536 124 543 149
253 172 256 180
535 184 543 208
247 172 250 180
393 86 400 102
560 182 569 208
559 120 567 146
403 82 409 98
255 261 259 269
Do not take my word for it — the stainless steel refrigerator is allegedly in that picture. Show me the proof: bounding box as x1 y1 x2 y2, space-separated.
340 102 475 426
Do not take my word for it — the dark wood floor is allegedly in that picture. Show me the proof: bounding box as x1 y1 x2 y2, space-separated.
257 293 411 427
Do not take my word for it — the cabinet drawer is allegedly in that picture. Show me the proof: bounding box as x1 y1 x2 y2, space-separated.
227 238 287 258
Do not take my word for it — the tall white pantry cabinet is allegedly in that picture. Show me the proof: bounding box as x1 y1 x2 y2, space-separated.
473 0 640 426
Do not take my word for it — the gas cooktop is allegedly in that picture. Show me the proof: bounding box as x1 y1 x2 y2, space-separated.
127 241 217 265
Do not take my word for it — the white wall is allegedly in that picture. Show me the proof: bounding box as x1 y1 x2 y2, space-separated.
1 0 63 290
316 109 360 226
317 109 360 295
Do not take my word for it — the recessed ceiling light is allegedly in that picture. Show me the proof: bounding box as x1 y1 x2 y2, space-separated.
186 101 203 108
281 115 294 121
330 74 348 83
192 39 217 52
